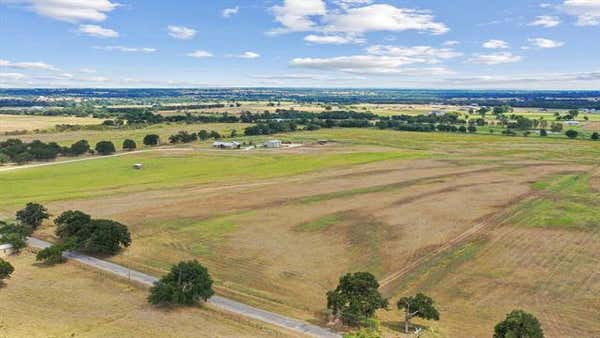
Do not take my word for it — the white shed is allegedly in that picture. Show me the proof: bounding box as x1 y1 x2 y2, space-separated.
264 140 282 148
213 141 241 149
0 243 13 257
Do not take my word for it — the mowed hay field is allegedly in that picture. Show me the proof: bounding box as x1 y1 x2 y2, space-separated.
1 128 600 336
0 114 102 133
0 250 298 338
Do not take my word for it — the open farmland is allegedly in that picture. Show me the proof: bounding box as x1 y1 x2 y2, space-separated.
2 127 599 336
0 114 102 133
0 250 298 338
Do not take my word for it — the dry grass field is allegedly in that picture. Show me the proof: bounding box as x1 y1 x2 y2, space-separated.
0 250 299 338
0 114 102 133
1 127 599 337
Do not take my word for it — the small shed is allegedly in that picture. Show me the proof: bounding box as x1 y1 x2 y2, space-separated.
213 141 241 149
264 140 282 148
0 243 13 257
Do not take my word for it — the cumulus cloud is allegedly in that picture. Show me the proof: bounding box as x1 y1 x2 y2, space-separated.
222 6 239 18
168 25 197 40
269 1 448 36
527 38 565 48
0 0 119 22
187 50 213 58
468 52 522 65
0 58 58 71
290 44 460 75
78 24 119 38
0 72 27 80
562 0 600 26
482 39 509 49
443 40 460 46
304 34 365 44
269 0 327 34
529 15 561 27
94 46 157 53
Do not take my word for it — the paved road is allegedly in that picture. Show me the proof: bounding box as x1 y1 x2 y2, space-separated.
27 237 339 338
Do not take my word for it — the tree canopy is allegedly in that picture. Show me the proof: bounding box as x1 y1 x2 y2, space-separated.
494 310 544 338
16 202 49 229
326 272 388 326
122 139 137 150
148 260 214 306
143 134 160 146
95 141 116 155
397 293 440 333
0 258 14 282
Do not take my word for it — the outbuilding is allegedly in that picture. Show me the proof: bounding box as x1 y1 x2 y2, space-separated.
264 140 282 148
0 243 13 257
213 141 241 149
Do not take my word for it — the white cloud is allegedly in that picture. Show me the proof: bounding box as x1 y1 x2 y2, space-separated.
528 38 565 48
187 50 213 58
529 15 561 27
443 40 460 46
222 6 239 18
236 51 261 59
94 46 157 53
0 58 58 71
78 24 119 38
79 68 97 74
468 52 522 65
0 0 119 23
290 44 460 75
482 39 509 49
304 34 365 44
0 72 27 80
269 0 327 34
562 0 600 26
322 4 449 35
332 0 373 9
167 25 197 40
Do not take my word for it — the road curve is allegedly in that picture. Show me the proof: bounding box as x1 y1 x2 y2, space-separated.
27 237 339 338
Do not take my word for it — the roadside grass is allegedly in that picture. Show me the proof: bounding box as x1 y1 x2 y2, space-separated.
0 250 296 338
0 149 414 208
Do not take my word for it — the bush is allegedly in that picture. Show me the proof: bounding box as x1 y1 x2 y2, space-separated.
143 134 160 146
591 132 599 141
36 243 71 265
148 260 214 306
95 141 116 155
0 258 14 282
540 129 548 137
122 139 137 151
565 130 578 139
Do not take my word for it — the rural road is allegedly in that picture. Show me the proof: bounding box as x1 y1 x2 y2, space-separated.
27 237 340 338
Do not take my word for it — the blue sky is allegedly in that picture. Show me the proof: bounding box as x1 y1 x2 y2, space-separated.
1 0 600 89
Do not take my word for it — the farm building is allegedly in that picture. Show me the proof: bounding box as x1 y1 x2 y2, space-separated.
264 140 282 148
565 121 580 126
0 243 13 257
213 141 241 149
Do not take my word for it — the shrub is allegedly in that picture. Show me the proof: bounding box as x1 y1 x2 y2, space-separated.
0 258 14 282
565 130 578 139
143 134 160 146
148 260 214 306
95 141 116 155
122 139 137 151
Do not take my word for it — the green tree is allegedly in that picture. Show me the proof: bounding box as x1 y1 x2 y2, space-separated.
143 134 160 146
0 258 14 282
494 310 544 338
565 130 578 139
55 210 92 239
343 319 382 338
95 141 116 155
197 130 209 140
122 139 137 151
209 130 221 139
539 129 547 137
16 203 49 229
397 293 440 333
591 132 599 141
326 272 388 326
69 140 90 156
0 222 30 253
79 219 131 255
35 241 73 265
148 260 214 306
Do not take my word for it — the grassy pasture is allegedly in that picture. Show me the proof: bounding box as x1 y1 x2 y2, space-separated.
2 128 600 336
0 114 102 133
0 250 297 338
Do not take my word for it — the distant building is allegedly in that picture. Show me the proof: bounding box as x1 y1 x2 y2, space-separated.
429 110 446 116
264 140 282 148
565 121 580 126
213 141 241 149
0 243 13 257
